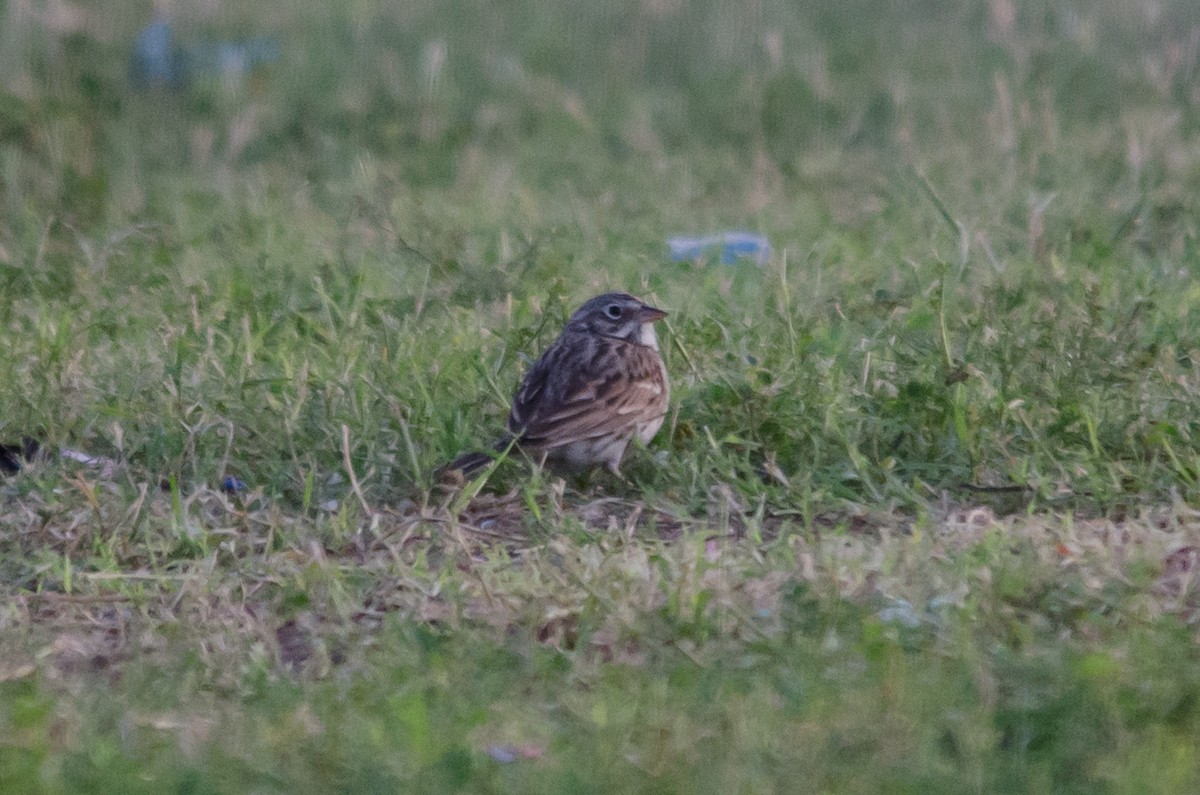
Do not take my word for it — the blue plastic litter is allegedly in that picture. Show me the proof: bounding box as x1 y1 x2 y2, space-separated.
667 231 771 265
877 598 922 628
130 18 279 90
130 18 187 89
221 476 249 493
485 745 519 764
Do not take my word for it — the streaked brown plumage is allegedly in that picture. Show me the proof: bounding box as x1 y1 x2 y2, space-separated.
444 292 670 477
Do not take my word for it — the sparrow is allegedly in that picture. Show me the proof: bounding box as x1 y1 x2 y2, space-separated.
444 292 670 478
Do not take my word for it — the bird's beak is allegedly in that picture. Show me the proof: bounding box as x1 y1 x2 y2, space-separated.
638 304 668 323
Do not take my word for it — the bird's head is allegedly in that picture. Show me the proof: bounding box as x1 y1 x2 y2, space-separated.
568 292 667 348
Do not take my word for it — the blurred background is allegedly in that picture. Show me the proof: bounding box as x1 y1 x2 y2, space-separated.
3 0 1198 235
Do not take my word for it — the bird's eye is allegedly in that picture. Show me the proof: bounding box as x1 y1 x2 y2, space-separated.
605 304 623 319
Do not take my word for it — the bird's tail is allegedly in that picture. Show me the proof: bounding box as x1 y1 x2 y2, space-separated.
440 450 495 478
436 437 515 480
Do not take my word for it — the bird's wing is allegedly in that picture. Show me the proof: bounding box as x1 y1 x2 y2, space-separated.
508 334 666 450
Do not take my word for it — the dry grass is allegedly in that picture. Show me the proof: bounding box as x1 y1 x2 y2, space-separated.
5 468 1199 686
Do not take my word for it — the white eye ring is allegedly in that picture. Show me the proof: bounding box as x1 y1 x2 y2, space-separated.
605 304 623 319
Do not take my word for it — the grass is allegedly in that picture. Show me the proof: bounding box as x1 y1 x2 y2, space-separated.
3 0 1200 790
